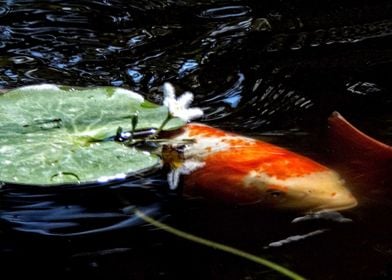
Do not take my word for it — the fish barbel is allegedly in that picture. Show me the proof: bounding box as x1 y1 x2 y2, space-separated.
167 123 357 212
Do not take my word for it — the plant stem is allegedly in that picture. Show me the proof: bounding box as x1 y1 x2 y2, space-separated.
147 113 171 139
135 209 306 280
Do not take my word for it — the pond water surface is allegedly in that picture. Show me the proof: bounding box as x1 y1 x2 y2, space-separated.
0 1 392 279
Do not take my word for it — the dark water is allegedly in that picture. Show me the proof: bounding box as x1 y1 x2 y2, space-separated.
1 1 392 279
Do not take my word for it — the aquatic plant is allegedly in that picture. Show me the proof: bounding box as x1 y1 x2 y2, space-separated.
135 209 306 280
0 83 197 186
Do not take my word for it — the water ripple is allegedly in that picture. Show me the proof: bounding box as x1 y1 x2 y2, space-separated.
9 56 36 64
199 5 251 19
0 170 169 236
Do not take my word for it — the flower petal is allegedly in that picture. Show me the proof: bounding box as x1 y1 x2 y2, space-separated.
181 160 205 174
162 82 204 122
177 92 194 108
163 82 175 107
167 168 181 190
182 107 204 121
166 159 205 190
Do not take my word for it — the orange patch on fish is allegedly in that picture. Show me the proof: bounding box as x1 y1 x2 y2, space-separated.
172 123 357 211
187 123 228 137
201 140 326 179
184 141 327 204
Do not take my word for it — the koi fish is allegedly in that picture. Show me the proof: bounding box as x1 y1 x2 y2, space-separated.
166 123 358 212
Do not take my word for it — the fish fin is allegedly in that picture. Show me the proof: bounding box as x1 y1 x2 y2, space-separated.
328 112 392 160
328 111 392 185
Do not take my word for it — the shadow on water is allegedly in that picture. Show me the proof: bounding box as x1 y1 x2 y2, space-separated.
0 0 392 279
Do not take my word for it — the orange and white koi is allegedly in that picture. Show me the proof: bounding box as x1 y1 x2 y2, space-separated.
166 123 358 212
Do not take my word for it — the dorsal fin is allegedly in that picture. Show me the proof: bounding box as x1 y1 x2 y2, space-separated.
328 112 392 160
328 111 392 186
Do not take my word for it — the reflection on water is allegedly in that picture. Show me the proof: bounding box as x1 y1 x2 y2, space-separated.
0 0 392 279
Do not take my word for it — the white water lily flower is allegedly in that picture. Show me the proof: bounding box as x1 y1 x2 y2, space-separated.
163 82 204 122
167 160 205 190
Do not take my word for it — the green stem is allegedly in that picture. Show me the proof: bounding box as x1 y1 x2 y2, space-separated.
147 113 172 139
124 138 195 147
135 209 306 280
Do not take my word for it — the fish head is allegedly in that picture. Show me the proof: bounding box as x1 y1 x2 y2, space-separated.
244 170 358 212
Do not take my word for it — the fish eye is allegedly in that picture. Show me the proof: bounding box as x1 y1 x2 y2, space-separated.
266 189 286 199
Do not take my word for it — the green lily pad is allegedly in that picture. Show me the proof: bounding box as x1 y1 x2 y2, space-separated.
0 84 185 186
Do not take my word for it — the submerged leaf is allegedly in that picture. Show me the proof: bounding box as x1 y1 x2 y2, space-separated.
0 84 185 186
